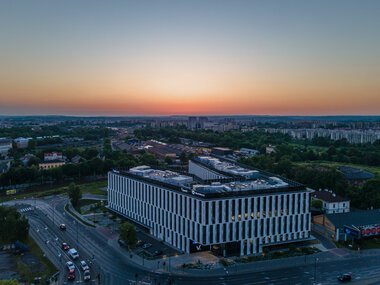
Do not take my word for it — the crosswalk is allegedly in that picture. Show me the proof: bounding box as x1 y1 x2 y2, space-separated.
19 207 33 213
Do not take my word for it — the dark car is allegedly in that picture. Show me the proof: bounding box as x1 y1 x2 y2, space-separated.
68 269 76 281
59 224 67 230
62 242 70 251
338 273 352 282
84 270 91 282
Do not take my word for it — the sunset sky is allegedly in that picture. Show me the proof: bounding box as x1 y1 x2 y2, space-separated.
1 0 379 116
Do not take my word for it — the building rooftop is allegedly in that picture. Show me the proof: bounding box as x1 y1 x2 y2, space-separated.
142 140 182 157
312 189 349 203
326 210 380 229
338 166 375 181
192 177 289 194
129 166 193 186
113 156 307 199
196 156 259 179
0 138 12 144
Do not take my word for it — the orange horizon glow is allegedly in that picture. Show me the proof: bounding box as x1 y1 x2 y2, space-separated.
1 1 380 116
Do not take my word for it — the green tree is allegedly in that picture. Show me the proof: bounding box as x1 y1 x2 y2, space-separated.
119 222 137 248
27 156 40 167
139 152 158 166
68 183 82 208
359 179 380 209
179 152 188 165
164 156 173 165
312 199 323 210
0 206 29 243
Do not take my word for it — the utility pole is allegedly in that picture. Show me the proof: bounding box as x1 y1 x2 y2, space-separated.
313 257 319 284
73 220 79 248
52 201 55 227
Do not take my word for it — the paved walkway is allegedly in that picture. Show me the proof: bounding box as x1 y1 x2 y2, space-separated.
105 232 380 278
311 228 337 250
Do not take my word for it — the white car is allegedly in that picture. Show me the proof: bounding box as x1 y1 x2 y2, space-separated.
68 248 79 259
66 261 75 271
80 260 89 271
84 270 91 281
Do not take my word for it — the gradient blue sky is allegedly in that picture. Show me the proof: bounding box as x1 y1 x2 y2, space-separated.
1 0 379 115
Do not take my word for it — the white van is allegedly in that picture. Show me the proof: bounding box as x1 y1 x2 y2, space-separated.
68 248 79 259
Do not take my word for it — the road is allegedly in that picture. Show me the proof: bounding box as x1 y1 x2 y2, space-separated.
5 196 380 285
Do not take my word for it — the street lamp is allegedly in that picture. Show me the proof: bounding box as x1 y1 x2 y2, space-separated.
73 220 79 248
224 267 229 275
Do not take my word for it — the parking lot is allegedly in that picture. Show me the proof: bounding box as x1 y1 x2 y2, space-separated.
137 229 179 259
117 225 180 260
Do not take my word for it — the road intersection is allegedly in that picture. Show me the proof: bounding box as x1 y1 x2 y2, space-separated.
4 195 380 285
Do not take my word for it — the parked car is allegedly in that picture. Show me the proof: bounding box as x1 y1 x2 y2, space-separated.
136 240 145 247
14 241 29 254
338 273 352 282
118 239 127 247
62 242 70 251
59 224 67 230
66 261 75 271
68 248 79 259
80 260 89 271
153 250 163 256
68 269 76 281
142 243 152 249
84 270 91 282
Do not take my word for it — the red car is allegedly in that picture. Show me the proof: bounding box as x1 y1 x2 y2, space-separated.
68 269 76 281
62 242 70 251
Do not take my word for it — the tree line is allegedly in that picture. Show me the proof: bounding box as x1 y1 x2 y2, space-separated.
0 206 29 244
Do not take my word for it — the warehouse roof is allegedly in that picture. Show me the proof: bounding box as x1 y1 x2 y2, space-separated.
326 210 380 229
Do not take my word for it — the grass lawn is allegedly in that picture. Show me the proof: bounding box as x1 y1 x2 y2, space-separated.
64 203 96 227
357 238 380 250
336 238 380 250
73 198 104 213
17 236 57 283
289 143 328 153
79 180 107 195
295 161 380 178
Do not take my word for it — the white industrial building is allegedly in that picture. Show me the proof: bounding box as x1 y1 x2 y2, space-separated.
0 139 12 155
108 157 312 257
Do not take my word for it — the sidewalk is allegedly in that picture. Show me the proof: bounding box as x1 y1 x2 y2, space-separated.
105 232 380 278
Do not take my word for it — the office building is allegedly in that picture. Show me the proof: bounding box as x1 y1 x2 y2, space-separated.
108 158 312 257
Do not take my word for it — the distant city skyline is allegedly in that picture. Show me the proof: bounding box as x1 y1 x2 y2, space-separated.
1 0 380 116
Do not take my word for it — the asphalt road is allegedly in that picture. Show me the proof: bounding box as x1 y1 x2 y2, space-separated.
6 196 380 285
